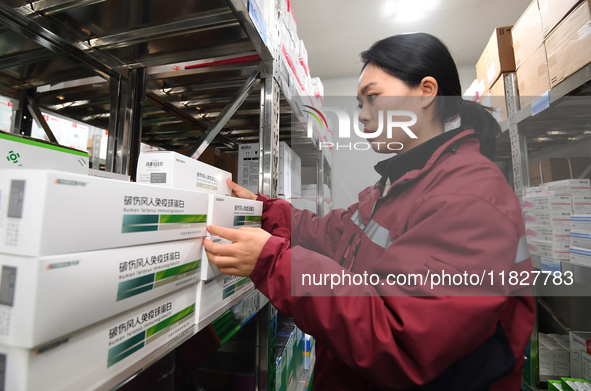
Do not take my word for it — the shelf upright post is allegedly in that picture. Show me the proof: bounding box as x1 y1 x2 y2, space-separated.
106 73 133 174
505 72 538 388
128 68 147 181
316 148 324 216
505 73 529 203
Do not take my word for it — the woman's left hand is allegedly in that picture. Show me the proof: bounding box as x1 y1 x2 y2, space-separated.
203 225 272 277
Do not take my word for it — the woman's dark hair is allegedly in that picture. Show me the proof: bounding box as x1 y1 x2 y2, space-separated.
360 33 500 160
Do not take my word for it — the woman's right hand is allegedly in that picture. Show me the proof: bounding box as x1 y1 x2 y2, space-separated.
227 178 257 200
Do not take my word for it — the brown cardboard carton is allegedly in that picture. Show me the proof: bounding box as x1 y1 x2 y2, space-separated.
539 0 584 36
512 0 544 69
529 158 591 186
476 27 516 91
480 73 509 123
516 44 551 109
545 0 591 87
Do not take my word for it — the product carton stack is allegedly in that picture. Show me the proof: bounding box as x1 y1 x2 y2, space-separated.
0 167 214 390
538 332 570 379
524 179 591 261
238 142 302 199
136 151 261 332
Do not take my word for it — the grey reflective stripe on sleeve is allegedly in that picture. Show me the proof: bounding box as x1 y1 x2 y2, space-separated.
515 235 530 263
364 220 393 249
351 210 365 229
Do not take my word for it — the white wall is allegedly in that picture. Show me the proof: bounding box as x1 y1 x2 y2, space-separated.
324 66 478 98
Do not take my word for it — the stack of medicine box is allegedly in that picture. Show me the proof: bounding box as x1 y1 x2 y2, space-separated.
0 163 226 390
524 179 591 260
538 332 570 379
136 151 262 332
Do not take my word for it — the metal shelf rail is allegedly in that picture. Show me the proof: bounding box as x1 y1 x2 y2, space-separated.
503 62 591 391
0 0 323 390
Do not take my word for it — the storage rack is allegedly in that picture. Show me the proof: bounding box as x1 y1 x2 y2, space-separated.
500 64 591 390
0 0 324 389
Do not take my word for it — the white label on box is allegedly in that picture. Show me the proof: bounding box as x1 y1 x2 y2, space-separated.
487 62 496 84
583 350 591 379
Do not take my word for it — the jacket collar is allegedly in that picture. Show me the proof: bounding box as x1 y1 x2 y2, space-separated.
377 128 478 194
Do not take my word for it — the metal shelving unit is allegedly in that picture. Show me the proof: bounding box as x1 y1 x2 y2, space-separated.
0 0 323 390
502 63 591 391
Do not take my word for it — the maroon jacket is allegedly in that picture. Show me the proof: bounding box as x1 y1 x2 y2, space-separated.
250 129 535 390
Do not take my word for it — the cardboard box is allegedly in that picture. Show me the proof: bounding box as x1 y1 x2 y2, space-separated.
0 130 89 174
570 245 591 266
571 215 591 231
136 151 232 196
523 195 573 212
195 275 255 329
0 285 197 391
568 331 591 379
529 159 591 186
527 239 570 259
476 27 515 91
480 73 509 123
546 0 591 87
201 195 262 281
539 0 584 36
516 44 551 110
512 0 544 69
571 231 591 250
526 225 570 244
0 169 209 257
238 142 301 198
0 239 202 348
524 211 572 226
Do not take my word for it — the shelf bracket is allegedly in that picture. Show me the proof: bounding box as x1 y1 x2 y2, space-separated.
26 95 58 143
188 64 261 159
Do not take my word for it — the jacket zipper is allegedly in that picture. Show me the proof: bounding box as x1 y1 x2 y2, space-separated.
339 233 357 266
349 237 363 270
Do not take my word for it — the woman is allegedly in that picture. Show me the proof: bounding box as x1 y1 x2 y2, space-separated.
204 33 535 390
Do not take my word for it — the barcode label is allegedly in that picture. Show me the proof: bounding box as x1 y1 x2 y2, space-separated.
0 267 16 307
146 162 163 167
7 180 24 218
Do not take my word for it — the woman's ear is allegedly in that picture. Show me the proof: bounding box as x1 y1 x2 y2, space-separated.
420 76 438 109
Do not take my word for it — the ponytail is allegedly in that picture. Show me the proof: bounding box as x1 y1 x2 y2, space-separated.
458 100 501 161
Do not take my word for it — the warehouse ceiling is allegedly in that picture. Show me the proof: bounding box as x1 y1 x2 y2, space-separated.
292 0 533 79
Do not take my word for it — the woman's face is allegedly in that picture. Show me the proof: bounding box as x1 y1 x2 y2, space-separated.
356 63 440 154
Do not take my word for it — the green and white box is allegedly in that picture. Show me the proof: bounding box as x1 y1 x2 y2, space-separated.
1 130 88 174
561 377 591 391
527 240 570 260
571 232 591 251
202 195 263 280
526 225 570 244
196 275 255 329
522 195 573 212
136 151 232 196
0 169 209 256
0 238 202 348
0 284 197 391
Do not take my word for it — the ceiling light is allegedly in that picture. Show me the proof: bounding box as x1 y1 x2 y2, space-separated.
395 0 437 22
546 131 568 135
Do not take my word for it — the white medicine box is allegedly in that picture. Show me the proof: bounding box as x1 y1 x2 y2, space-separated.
137 151 232 196
201 195 263 281
0 238 202 348
0 169 209 256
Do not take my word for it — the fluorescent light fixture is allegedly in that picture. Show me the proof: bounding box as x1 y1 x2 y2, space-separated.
546 131 568 135
395 0 438 22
